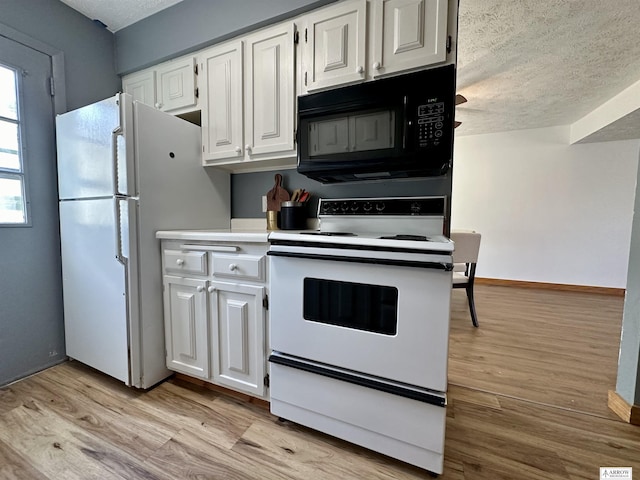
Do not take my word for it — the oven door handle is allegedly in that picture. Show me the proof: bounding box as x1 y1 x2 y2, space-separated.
267 250 453 271
269 354 446 407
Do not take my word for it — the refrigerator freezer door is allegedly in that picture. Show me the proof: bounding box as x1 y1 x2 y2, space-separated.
59 198 130 385
56 94 135 200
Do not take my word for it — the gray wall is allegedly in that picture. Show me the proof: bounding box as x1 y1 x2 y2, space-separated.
0 0 119 385
115 0 337 74
231 169 453 229
0 0 120 110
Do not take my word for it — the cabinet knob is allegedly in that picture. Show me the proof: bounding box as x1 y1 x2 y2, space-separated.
373 62 381 71
228 263 238 271
356 65 364 74
196 285 204 292
235 146 242 154
245 144 252 152
155 102 163 109
207 286 216 293
176 258 185 266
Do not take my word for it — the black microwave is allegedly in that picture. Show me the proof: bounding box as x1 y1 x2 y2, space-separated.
297 64 456 183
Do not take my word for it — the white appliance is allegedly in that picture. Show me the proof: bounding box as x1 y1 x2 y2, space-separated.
56 93 230 388
268 196 453 475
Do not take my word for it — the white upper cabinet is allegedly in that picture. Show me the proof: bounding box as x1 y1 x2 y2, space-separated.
371 0 448 77
303 0 367 91
245 23 295 158
155 56 198 112
200 41 244 163
122 70 156 106
200 23 296 169
122 55 198 114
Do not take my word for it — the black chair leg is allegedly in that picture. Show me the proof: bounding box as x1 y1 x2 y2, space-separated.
466 284 479 327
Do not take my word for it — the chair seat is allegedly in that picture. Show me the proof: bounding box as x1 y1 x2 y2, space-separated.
452 272 469 285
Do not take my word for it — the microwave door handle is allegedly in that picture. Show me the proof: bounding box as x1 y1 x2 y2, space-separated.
402 95 408 150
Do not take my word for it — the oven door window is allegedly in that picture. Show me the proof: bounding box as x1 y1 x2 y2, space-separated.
303 278 398 335
307 110 395 157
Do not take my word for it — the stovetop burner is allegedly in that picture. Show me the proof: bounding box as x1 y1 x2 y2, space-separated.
378 234 429 241
301 232 357 237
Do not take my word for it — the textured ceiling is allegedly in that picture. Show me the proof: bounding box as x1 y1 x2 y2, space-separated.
455 0 640 139
58 0 183 31
59 0 640 142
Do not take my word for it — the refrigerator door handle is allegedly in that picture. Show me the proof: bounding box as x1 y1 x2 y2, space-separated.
111 125 123 196
114 198 126 266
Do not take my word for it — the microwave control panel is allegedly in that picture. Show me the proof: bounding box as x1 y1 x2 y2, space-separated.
417 101 446 148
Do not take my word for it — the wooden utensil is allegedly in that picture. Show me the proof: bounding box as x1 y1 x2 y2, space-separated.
266 173 290 211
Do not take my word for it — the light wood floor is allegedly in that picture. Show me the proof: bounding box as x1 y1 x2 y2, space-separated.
1 285 639 479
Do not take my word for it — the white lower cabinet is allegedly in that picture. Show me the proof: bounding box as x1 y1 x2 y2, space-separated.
210 282 266 397
163 276 209 379
161 240 269 399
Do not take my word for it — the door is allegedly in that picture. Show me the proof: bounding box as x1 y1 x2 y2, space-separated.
122 69 156 107
200 41 244 163
371 0 448 77
210 281 266 397
56 95 119 199
0 36 65 385
155 56 197 113
269 253 452 392
163 276 209 378
244 23 295 157
304 0 367 91
58 198 130 384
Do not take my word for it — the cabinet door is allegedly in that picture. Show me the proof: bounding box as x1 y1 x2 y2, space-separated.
163 276 209 378
122 69 156 107
371 0 448 77
245 23 295 157
200 42 244 163
210 281 266 397
156 56 198 112
304 0 367 91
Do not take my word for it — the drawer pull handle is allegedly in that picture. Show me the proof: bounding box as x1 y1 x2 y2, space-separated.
228 263 238 271
196 286 204 292
176 259 185 266
207 286 216 293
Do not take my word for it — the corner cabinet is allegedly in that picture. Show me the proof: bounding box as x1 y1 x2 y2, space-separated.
160 239 269 399
200 23 296 171
122 55 199 115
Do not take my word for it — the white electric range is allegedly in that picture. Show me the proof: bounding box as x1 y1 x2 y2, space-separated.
268 196 454 476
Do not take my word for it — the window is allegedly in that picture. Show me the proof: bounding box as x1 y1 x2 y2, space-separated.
0 63 27 224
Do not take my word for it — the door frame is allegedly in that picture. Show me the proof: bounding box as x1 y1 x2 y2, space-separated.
0 22 66 114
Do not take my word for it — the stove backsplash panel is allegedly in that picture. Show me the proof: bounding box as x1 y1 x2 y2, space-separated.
231 169 452 229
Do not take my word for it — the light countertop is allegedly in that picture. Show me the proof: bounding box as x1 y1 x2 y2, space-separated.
156 218 270 242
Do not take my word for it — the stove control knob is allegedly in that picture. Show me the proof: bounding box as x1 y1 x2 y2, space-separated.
410 202 422 214
375 202 386 212
350 202 359 213
363 202 373 212
340 202 349 212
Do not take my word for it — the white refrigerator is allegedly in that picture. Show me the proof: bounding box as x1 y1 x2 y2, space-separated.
56 93 230 388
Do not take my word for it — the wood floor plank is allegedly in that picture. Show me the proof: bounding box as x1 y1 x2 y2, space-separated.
0 398 154 480
0 284 635 479
449 285 623 419
143 427 299 480
0 438 49 480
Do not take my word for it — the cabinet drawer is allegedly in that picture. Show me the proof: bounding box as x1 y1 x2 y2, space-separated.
164 249 208 275
212 254 265 281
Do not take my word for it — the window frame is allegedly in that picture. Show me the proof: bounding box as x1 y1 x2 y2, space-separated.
0 61 31 227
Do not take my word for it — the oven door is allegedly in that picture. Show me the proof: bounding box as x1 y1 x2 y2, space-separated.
268 245 452 392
